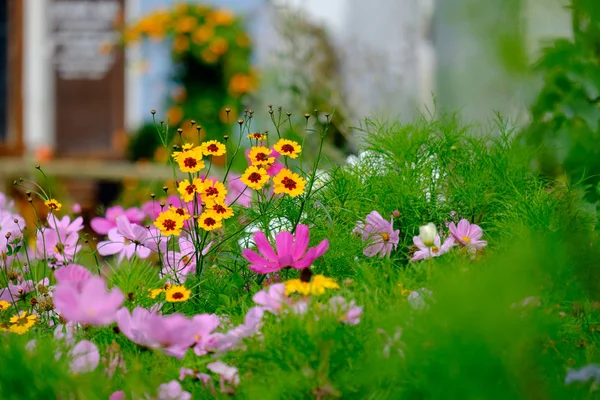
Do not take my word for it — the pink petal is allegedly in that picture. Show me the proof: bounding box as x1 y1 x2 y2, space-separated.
253 232 278 262
292 224 310 260
275 231 293 258
90 218 114 235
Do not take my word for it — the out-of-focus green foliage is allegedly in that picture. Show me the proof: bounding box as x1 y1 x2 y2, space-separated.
525 0 600 202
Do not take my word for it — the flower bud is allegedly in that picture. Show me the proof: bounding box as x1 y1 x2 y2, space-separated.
392 210 400 218
419 223 437 247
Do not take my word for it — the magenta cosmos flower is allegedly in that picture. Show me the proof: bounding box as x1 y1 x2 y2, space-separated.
54 264 92 291
411 234 454 261
448 219 487 249
90 205 145 235
242 224 329 273
54 276 124 326
97 216 157 262
354 211 400 257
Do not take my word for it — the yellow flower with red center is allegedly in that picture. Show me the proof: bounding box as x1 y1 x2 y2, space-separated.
197 212 223 231
273 169 306 197
204 199 234 220
284 275 339 296
200 179 227 203
176 148 205 173
0 300 10 311
273 139 302 159
9 311 37 335
169 205 191 220
154 210 185 236
172 143 196 161
248 146 275 167
177 178 202 202
247 132 267 141
45 199 62 212
165 285 191 302
241 165 270 190
200 140 227 157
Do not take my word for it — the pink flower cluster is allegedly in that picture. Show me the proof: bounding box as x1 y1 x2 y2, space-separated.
412 218 487 261
354 211 400 258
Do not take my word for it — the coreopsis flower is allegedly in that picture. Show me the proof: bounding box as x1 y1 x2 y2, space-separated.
154 210 185 236
284 274 339 296
148 288 164 299
200 140 226 156
0 300 9 310
273 138 302 159
241 165 270 190
176 147 205 173
90 205 145 235
177 178 202 202
328 296 363 325
242 224 329 273
448 219 487 249
411 234 454 261
45 198 62 212
69 340 100 373
247 132 267 141
54 276 124 326
273 168 306 197
172 143 196 161
9 311 37 334
248 146 275 166
169 205 191 221
419 223 437 247
199 179 227 203
204 199 234 220
197 212 223 231
98 216 156 261
165 285 191 302
116 306 198 358
354 211 400 257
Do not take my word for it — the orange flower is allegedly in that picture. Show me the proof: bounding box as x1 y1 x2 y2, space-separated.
168 106 183 125
174 16 197 33
209 37 228 56
173 36 190 53
207 9 234 26
228 73 253 96
192 25 214 45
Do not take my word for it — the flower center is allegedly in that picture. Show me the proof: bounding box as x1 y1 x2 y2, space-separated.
381 233 390 242
462 236 471 243
207 144 219 152
162 219 177 231
203 217 216 227
205 187 218 197
256 152 268 161
54 243 65 253
48 202 58 210
431 246 439 253
183 157 197 168
281 144 295 154
172 292 184 299
174 208 185 216
213 204 226 214
282 177 297 190
248 172 262 183
185 184 196 195
253 133 261 139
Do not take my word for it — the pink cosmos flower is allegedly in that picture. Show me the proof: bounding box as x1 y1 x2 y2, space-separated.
203 307 263 354
156 380 191 400
35 227 81 266
411 234 454 261
225 173 252 208
90 205 145 235
69 340 100 373
97 216 156 262
448 219 487 249
47 214 84 235
179 368 212 387
328 296 363 325
54 264 92 290
109 391 126 400
54 276 124 326
0 210 24 255
252 283 289 314
207 361 240 394
354 211 400 257
191 314 221 356
162 236 212 283
242 224 329 273
116 307 197 359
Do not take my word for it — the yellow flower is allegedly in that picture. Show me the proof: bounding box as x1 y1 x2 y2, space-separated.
207 9 235 26
0 300 10 310
273 169 306 197
192 25 214 45
173 35 190 53
169 205 191 220
197 212 223 231
200 179 227 203
228 73 253 96
241 165 270 190
45 199 62 212
9 311 37 335
174 15 198 33
154 210 185 236
204 199 234 220
148 288 164 299
209 37 229 56
247 132 267 141
177 178 203 202
176 148 205 173
284 275 339 296
165 285 191 302
200 140 226 157
273 139 302 159
172 143 196 161
248 146 275 167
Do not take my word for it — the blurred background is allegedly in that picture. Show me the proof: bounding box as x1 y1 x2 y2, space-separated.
0 0 597 218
